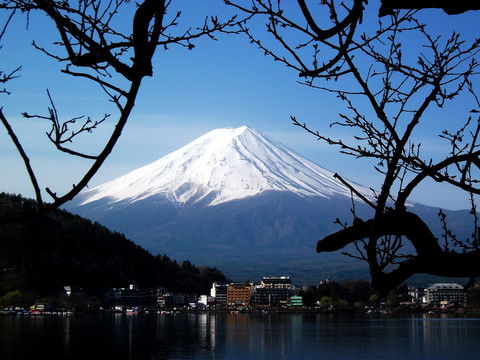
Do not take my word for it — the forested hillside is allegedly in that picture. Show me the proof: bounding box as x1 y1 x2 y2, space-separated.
0 193 226 300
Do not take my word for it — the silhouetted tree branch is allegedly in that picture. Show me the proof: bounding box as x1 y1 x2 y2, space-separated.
230 0 480 291
379 0 480 17
0 0 241 223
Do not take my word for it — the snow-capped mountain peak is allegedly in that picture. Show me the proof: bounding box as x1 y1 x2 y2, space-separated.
77 126 371 207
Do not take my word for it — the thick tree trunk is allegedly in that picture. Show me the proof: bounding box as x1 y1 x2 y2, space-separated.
317 211 480 292
371 251 480 292
379 0 480 16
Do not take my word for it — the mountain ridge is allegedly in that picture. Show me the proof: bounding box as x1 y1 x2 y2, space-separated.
0 193 227 299
67 126 473 284
74 126 372 208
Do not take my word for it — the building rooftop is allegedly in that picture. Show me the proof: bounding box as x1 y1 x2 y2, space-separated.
427 283 464 290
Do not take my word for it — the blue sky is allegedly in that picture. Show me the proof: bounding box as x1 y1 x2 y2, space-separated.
1 2 479 211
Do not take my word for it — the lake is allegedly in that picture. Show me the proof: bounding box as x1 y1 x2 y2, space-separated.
1 311 480 359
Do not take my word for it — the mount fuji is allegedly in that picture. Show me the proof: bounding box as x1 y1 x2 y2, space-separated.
67 126 469 284
75 126 372 208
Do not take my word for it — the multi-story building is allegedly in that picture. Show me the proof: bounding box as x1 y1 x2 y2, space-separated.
211 282 228 308
254 276 295 307
260 276 294 289
227 282 254 307
425 283 465 305
157 292 197 307
112 284 149 306
157 293 174 308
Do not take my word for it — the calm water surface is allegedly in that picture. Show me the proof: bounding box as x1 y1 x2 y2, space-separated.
1 312 479 359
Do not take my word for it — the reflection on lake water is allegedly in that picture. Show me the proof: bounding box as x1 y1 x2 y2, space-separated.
1 312 480 359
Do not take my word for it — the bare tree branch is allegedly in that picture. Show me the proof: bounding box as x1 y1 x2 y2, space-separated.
0 0 245 224
232 0 480 291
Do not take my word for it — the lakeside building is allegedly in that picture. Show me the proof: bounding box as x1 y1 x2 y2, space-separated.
157 293 174 307
210 282 228 308
254 276 296 307
173 293 187 306
425 283 465 305
227 282 254 307
198 295 215 307
112 284 150 306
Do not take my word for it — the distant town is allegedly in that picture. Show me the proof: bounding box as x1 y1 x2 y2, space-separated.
1 275 478 316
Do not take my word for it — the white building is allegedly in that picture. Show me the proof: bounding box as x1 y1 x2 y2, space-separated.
198 295 215 306
210 282 228 307
425 283 465 305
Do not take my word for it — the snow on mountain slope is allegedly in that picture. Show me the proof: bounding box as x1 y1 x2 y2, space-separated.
77 126 372 207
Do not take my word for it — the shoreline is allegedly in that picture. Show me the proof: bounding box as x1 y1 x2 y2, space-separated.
2 306 479 317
